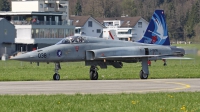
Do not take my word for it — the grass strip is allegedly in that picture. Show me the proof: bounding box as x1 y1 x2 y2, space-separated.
0 92 199 112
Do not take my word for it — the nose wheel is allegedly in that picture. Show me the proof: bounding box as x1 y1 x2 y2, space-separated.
53 63 61 80
53 73 60 80
89 65 98 80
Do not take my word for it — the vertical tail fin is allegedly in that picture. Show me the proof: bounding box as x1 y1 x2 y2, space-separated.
137 10 170 45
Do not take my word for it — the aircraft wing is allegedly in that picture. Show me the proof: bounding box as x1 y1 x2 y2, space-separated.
86 46 189 61
85 47 162 60
96 55 160 59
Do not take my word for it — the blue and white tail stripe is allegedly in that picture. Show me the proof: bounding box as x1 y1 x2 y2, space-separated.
138 10 170 46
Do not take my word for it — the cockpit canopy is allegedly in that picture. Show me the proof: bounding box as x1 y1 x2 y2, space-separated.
56 36 86 45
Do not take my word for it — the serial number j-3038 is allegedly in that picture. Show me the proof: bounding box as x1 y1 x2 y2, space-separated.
38 53 47 58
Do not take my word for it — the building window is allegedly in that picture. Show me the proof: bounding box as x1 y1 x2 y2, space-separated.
75 29 81 34
32 29 35 38
35 29 39 38
88 21 92 27
4 29 7 35
31 28 74 38
58 29 64 38
40 4 43 8
97 29 101 33
39 29 44 38
44 29 48 38
138 22 142 28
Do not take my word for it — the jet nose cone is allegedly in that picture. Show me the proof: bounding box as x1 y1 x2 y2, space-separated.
10 53 30 61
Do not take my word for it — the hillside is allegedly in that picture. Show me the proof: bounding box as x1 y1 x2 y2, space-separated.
69 0 200 42
0 0 199 42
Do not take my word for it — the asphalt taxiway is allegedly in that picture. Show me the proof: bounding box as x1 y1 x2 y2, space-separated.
0 79 199 95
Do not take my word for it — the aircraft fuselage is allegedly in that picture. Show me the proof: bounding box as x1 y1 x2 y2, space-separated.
12 38 185 63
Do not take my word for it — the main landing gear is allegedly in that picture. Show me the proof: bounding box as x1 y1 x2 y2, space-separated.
139 58 149 79
52 59 149 80
53 63 61 80
163 59 167 66
89 65 99 80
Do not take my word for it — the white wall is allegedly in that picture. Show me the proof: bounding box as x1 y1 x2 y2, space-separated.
12 1 39 12
16 29 32 39
15 24 75 44
82 18 103 37
15 26 32 40
15 25 33 44
101 18 148 41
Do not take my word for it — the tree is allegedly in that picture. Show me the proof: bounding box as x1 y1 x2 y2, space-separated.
86 0 99 17
184 1 200 39
167 2 177 40
122 0 137 17
97 0 115 18
110 3 121 17
0 0 10 11
75 0 82 16
68 0 200 42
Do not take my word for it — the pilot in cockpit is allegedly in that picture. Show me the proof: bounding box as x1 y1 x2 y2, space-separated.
55 36 86 45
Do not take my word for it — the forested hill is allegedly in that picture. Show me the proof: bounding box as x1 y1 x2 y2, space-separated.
0 0 199 42
70 0 200 42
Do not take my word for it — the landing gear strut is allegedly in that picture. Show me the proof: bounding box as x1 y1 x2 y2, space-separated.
139 58 149 79
53 63 61 80
89 65 98 80
163 59 167 66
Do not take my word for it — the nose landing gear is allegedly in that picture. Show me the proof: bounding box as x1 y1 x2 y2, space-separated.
53 63 61 80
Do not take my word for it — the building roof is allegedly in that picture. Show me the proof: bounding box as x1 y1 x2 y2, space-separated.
95 16 142 27
0 18 15 27
70 15 104 27
70 15 146 28
120 16 142 27
70 15 90 27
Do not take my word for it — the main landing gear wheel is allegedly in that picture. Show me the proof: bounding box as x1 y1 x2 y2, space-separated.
89 65 98 80
90 71 98 80
163 59 167 66
139 70 148 79
53 73 60 80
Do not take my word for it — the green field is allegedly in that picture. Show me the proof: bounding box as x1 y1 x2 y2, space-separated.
172 43 200 50
0 44 200 81
0 59 200 81
0 92 199 112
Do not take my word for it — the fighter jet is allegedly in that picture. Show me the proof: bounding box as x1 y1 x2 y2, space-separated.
11 10 189 80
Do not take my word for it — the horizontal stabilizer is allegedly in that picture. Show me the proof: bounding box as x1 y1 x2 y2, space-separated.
162 57 192 60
